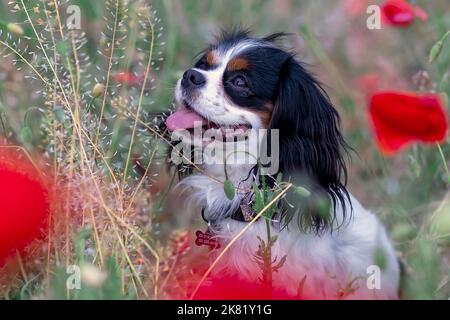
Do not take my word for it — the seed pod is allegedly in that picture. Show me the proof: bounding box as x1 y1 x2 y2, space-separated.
295 186 311 198
429 40 444 63
224 179 235 200
7 23 24 36
391 223 417 242
92 83 105 98
429 31 450 64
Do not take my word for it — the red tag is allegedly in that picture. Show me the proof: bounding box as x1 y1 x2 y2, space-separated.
195 230 220 250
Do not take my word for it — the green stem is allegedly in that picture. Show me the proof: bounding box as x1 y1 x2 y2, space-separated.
264 217 273 298
23 107 40 128
436 142 450 184
259 173 273 297
440 30 450 43
0 111 7 137
299 25 347 95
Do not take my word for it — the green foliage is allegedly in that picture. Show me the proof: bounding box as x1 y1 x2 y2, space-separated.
404 238 440 299
251 173 287 293
373 247 387 271
50 257 126 300
49 229 128 300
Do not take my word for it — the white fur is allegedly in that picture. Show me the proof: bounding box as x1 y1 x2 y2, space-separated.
179 167 400 299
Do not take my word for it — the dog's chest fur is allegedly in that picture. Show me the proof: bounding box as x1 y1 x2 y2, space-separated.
179 160 400 299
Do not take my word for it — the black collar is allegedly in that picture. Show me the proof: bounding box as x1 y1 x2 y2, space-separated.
201 202 258 225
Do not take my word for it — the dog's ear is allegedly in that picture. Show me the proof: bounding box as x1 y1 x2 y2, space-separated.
269 56 351 233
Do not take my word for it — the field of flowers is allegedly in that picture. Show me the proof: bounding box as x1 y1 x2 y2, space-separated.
0 0 449 300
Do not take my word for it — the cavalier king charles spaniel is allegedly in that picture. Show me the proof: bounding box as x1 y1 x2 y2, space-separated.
164 30 400 299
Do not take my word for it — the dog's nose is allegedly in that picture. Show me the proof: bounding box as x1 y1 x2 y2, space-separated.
181 69 206 89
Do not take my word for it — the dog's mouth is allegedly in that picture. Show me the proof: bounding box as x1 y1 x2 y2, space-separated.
165 100 251 141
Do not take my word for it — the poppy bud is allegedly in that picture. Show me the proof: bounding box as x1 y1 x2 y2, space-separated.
295 186 311 198
7 23 24 36
429 31 450 64
92 83 105 99
224 179 235 200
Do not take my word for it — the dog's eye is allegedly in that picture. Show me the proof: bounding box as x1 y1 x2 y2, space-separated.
195 57 207 70
231 76 248 88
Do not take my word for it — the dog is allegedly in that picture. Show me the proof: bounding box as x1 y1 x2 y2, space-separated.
165 30 400 299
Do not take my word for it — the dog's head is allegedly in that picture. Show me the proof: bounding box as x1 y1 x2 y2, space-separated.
167 29 351 232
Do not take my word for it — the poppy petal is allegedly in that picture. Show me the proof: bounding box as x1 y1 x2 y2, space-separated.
0 150 51 265
369 91 448 155
414 6 429 22
381 0 416 27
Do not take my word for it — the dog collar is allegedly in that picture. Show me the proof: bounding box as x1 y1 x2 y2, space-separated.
195 195 258 249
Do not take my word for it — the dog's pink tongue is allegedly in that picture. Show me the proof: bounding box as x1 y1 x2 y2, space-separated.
166 109 206 131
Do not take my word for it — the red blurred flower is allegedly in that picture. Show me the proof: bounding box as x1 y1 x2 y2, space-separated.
369 91 448 155
114 71 143 86
192 275 294 300
358 73 381 99
381 0 428 27
344 0 369 17
0 149 51 266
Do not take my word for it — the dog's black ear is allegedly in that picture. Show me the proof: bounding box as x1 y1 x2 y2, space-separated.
269 56 351 233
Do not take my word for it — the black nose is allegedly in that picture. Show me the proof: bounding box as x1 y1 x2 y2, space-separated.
181 69 206 89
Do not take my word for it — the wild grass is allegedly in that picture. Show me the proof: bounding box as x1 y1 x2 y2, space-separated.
0 0 167 299
0 0 449 300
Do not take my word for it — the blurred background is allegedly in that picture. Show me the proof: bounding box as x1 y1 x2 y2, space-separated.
0 0 450 299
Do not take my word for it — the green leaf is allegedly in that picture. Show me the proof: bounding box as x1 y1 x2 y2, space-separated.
56 40 71 55
103 257 123 300
429 31 450 64
0 109 7 136
53 106 66 122
295 186 311 198
316 197 331 220
273 255 287 272
275 173 283 185
404 238 439 299
373 247 386 271
430 201 450 246
50 266 70 299
224 179 235 200
391 223 417 242
21 126 32 144
252 182 264 212
408 155 421 179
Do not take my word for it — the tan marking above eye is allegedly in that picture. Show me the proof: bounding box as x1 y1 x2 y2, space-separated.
227 57 250 71
206 50 219 66
256 102 274 128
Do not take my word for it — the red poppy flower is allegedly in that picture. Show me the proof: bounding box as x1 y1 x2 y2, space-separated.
192 275 293 300
358 73 381 99
381 0 428 27
369 91 448 155
114 71 143 86
0 149 51 266
344 0 369 17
